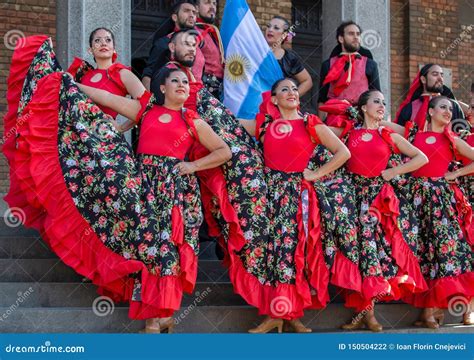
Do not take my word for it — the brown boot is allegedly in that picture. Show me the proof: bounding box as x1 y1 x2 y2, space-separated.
414 308 440 329
363 310 383 332
463 299 474 325
140 318 161 333
248 316 283 334
283 319 312 333
341 314 364 330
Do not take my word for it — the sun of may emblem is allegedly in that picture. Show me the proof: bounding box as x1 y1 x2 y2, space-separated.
225 53 250 83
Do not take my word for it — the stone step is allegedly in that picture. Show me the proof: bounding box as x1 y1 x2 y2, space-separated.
0 305 469 333
0 236 56 259
0 234 219 260
0 259 230 283
0 220 39 238
0 282 246 308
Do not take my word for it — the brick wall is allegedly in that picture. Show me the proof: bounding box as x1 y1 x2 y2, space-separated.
390 0 410 118
218 0 292 30
390 0 472 118
0 0 56 195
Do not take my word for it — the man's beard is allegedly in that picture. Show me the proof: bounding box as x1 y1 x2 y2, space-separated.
176 53 195 67
199 14 215 24
343 40 360 53
177 19 194 30
426 82 444 94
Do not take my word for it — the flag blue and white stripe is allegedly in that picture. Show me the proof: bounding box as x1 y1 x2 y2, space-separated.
220 0 283 119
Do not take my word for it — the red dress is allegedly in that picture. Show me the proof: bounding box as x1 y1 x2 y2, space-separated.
346 128 393 177
4 36 209 320
136 104 195 159
67 57 129 118
343 126 428 311
404 124 474 308
230 113 344 319
411 132 452 178
263 119 317 172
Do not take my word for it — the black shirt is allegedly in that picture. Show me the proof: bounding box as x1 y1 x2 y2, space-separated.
278 49 305 78
143 35 171 78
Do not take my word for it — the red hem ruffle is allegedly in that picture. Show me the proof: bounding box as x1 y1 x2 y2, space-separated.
4 38 197 320
403 272 474 308
344 183 428 311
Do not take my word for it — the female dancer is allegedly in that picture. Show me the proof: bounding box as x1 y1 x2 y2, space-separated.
239 78 351 333
76 67 231 332
67 27 145 131
387 96 474 328
264 17 312 96
323 90 428 331
4 36 231 333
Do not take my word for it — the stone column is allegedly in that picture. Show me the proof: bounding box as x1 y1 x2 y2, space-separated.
56 0 131 67
322 0 391 109
56 0 132 140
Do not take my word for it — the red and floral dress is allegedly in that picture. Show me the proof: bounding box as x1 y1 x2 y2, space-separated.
159 63 276 316
403 123 474 308
225 95 359 319
342 125 427 312
67 57 130 118
3 36 210 320
245 113 329 319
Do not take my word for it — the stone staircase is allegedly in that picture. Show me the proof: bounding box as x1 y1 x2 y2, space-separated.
0 219 472 334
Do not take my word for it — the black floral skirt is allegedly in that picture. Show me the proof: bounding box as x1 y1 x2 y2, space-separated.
4 36 202 320
343 174 427 312
404 177 474 308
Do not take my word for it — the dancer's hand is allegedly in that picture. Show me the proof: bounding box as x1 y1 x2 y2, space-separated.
109 119 123 133
444 171 458 182
303 168 321 181
174 162 197 175
381 168 398 181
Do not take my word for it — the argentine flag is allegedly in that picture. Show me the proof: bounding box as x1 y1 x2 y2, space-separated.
221 0 283 119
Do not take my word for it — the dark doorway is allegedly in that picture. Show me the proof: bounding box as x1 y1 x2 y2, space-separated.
291 0 323 113
131 0 173 149
131 0 173 78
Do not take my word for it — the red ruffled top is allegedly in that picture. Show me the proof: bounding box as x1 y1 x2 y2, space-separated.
346 127 397 177
68 57 129 118
411 132 453 177
263 116 321 172
135 92 198 160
